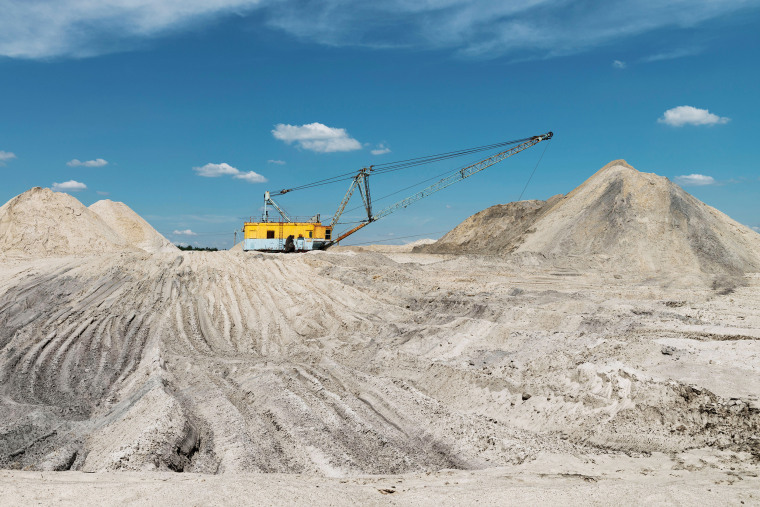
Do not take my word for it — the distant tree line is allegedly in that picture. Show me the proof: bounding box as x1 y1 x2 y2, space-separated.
175 245 219 252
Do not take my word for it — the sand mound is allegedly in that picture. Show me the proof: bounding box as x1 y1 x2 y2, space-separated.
416 197 562 255
405 238 436 248
418 160 760 275
0 187 132 257
89 200 177 254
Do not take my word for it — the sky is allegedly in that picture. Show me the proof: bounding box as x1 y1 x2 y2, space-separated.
1 0 759 248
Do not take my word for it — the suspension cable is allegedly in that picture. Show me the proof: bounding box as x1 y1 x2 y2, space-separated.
275 136 532 195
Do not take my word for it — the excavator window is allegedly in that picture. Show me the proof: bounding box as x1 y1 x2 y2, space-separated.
308 231 313 238
325 229 331 240
267 230 275 239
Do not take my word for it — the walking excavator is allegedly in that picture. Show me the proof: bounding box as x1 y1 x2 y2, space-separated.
242 131 552 252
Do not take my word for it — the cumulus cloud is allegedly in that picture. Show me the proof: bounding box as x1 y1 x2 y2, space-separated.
173 229 198 236
234 171 268 183
267 159 286 165
67 158 108 167
658 106 730 127
193 162 239 177
1 1 757 61
371 144 391 156
612 60 626 69
193 162 267 183
674 174 717 186
0 151 16 165
272 123 362 153
52 180 87 192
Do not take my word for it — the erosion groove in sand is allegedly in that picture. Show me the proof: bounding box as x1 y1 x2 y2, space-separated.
1 250 759 475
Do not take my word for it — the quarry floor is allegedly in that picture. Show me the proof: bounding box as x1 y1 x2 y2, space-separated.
1 248 759 505
3 451 760 506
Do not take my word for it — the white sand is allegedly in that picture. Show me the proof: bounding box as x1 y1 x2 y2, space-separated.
89 200 177 254
1 165 760 502
0 188 133 257
420 160 760 276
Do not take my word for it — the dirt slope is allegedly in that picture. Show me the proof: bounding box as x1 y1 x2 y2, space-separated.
89 200 177 254
0 188 132 257
517 160 760 274
1 249 759 475
419 160 760 275
415 197 562 255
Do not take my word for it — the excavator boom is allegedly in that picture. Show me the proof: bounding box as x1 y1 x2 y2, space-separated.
325 132 552 247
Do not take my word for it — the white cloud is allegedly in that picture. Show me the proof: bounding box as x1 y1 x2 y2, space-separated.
193 162 267 183
267 159 286 165
752 226 760 233
173 229 198 236
52 180 87 192
0 151 16 165
674 174 717 186
371 144 391 156
96 190 110 196
1 1 757 61
612 60 626 69
67 158 108 167
265 1 760 60
193 162 239 177
658 106 730 127
272 122 362 153
0 1 263 59
641 47 701 63
234 171 268 183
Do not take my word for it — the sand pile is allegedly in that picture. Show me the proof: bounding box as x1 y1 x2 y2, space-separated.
0 187 132 257
418 160 760 275
89 200 177 254
418 197 562 255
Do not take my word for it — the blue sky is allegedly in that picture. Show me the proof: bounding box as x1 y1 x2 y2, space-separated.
1 1 759 248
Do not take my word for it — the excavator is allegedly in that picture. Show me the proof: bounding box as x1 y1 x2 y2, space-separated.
242 131 552 252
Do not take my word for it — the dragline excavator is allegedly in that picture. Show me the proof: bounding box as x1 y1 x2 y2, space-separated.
241 131 552 252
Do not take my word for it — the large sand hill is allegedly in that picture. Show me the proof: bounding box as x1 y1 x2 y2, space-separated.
417 160 760 277
0 188 132 258
1 170 759 504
